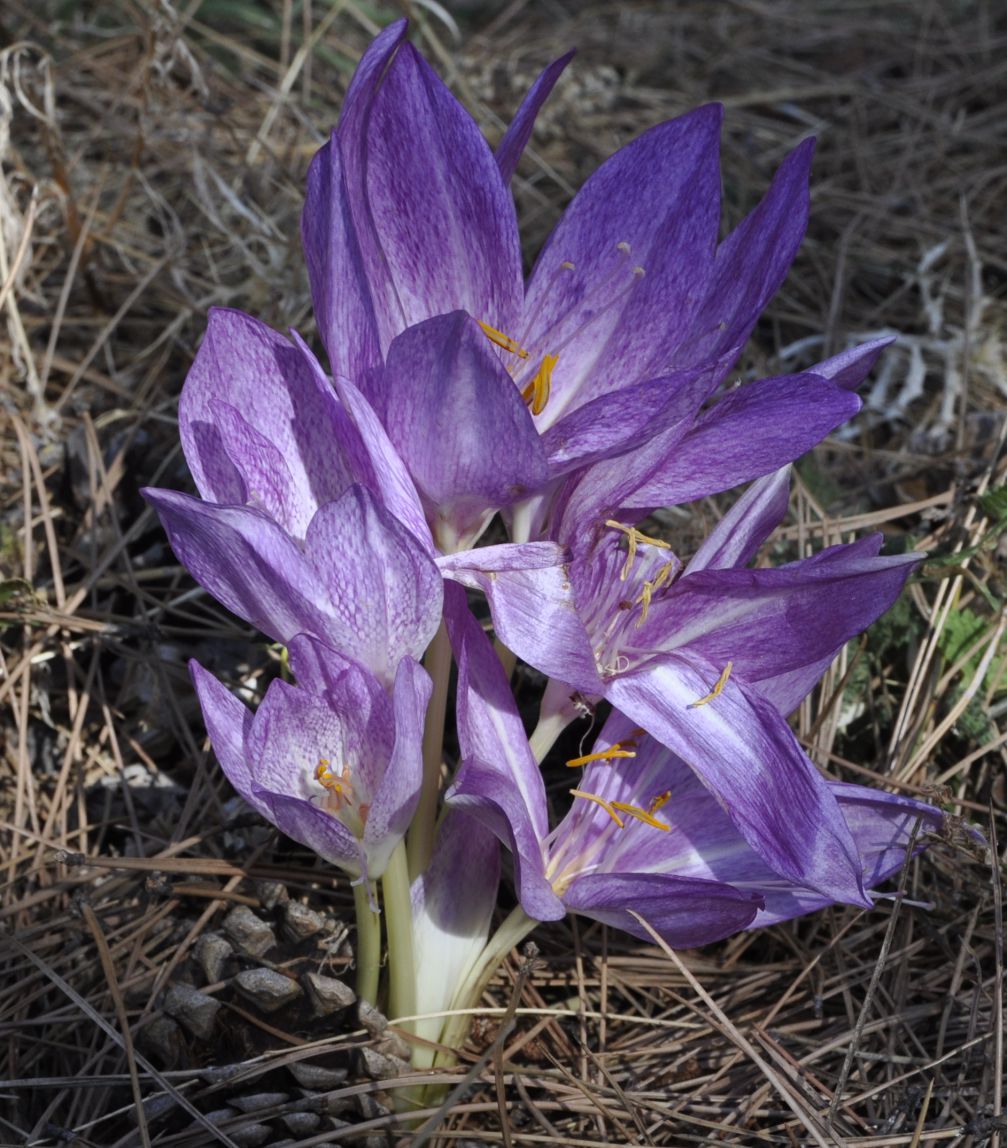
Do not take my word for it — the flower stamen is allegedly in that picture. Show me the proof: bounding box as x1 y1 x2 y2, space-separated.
569 788 625 828
688 661 734 709
610 798 671 831
477 320 530 359
605 520 672 580
565 737 639 768
520 353 558 416
315 759 354 811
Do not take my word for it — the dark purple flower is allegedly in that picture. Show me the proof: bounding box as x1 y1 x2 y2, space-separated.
190 633 431 881
443 584 945 947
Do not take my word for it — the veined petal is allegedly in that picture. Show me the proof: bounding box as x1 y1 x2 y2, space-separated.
303 487 443 679
342 38 523 348
179 309 356 521
809 335 895 391
671 138 814 370
563 872 762 948
411 810 500 1045
143 490 333 645
370 313 548 543
190 659 255 798
522 106 723 423
686 466 792 574
495 52 575 184
651 534 920 687
607 658 869 905
623 372 860 510
444 582 549 840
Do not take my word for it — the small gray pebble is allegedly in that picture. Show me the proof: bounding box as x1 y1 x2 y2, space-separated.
282 900 326 941
356 998 388 1036
282 1111 321 1134
229 1122 270 1147
358 1046 410 1081
230 1091 288 1113
223 906 277 958
302 971 356 1017
356 1093 391 1120
140 1014 186 1068
162 984 220 1041
255 879 289 909
233 968 302 1012
377 1032 411 1062
194 932 233 983
288 1061 348 1090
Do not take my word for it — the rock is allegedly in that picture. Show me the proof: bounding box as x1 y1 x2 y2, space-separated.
223 906 276 958
302 972 356 1017
194 932 233 983
288 1061 347 1090
282 1111 321 1134
358 1046 410 1081
377 1032 411 1062
282 900 326 941
139 1014 186 1069
229 1122 270 1147
162 984 220 1041
233 968 302 1012
356 999 388 1037
230 1091 288 1113
254 879 289 910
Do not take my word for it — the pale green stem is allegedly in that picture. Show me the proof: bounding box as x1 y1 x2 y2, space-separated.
407 619 452 880
352 881 382 1006
381 840 417 1031
528 706 573 764
435 905 539 1066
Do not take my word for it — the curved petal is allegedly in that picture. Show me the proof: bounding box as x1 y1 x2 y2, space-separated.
607 658 869 905
685 466 792 574
190 660 255 796
495 51 574 184
564 872 762 948
522 105 723 422
810 335 895 391
371 312 549 543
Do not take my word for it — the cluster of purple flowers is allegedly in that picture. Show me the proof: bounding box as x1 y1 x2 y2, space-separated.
145 21 945 1047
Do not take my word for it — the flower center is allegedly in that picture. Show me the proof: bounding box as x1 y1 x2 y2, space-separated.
314 758 370 837
477 320 557 416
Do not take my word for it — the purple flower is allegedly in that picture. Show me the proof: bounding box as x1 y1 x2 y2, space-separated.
449 468 922 903
443 584 944 947
301 20 885 543
190 633 431 881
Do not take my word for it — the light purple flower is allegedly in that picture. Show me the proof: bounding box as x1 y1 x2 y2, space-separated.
450 468 922 902
301 20 883 542
190 633 431 881
443 585 945 946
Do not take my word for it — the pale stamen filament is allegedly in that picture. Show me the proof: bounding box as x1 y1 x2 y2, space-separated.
688 661 735 709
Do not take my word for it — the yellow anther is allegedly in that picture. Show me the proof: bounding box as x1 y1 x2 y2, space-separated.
635 559 678 627
315 758 354 809
477 320 530 360
617 241 632 255
560 260 576 270
688 661 734 709
565 740 638 769
521 353 558 416
604 520 672 580
610 800 671 831
648 789 671 815
570 788 625 828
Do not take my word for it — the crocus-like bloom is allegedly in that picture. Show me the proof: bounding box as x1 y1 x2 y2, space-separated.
443 583 945 945
302 19 888 546
453 467 923 904
190 633 431 881
143 309 562 681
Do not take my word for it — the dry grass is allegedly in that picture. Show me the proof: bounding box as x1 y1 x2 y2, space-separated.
1 0 1005 1145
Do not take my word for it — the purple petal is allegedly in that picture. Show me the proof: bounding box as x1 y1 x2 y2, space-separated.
444 559 601 694
607 658 869 905
370 313 548 542
564 872 762 948
143 489 333 645
624 372 860 509
672 139 814 370
178 309 356 521
495 51 574 184
686 467 792 574
811 335 895 391
190 660 255 797
522 106 723 421
653 534 919 694
303 487 443 679
341 38 523 347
